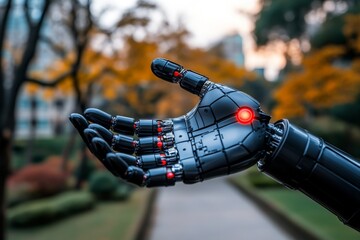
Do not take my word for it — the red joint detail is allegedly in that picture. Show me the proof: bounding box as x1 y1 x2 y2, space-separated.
173 71 182 77
161 160 167 166
157 127 162 132
166 172 175 179
132 141 137 147
133 123 137 129
157 141 163 149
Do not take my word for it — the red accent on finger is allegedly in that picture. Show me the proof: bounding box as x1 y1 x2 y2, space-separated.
157 141 163 149
173 71 182 77
161 160 167 166
166 172 175 179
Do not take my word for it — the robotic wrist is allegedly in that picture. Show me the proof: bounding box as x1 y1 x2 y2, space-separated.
260 119 360 231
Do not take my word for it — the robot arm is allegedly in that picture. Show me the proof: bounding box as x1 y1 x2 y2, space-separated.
70 58 360 232
260 119 360 232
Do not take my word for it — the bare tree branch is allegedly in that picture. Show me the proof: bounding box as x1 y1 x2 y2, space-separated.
26 70 73 87
40 35 67 57
18 0 50 74
24 0 34 28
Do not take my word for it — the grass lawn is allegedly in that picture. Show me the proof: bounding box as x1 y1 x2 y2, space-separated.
231 174 360 240
7 189 152 240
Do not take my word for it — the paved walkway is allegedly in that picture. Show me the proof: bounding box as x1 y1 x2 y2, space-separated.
148 177 292 240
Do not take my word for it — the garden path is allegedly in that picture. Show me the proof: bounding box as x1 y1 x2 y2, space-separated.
149 177 292 240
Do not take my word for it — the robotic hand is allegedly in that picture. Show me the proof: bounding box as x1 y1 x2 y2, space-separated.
70 58 360 231
69 58 271 186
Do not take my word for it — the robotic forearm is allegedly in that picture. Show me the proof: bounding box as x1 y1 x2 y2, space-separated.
70 58 360 232
261 119 360 232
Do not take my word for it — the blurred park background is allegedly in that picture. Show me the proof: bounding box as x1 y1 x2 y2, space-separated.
1 0 360 239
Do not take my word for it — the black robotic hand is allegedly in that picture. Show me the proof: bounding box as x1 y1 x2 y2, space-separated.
69 58 271 187
70 58 360 231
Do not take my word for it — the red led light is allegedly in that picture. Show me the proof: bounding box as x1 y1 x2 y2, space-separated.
161 160 167 166
173 71 182 77
166 172 175 179
236 107 255 124
157 141 163 149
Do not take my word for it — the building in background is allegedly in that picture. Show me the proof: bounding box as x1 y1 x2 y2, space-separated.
212 33 269 79
211 33 245 67
253 67 265 78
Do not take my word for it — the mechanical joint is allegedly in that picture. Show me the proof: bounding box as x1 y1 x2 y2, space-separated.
157 120 173 134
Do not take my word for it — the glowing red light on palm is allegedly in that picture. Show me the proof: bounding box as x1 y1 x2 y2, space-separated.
236 107 255 124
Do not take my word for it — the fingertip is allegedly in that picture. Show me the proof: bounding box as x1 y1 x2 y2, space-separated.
69 113 80 120
107 152 128 167
92 137 112 159
84 108 112 128
91 136 107 146
107 153 128 178
114 153 137 166
83 108 97 116
151 58 183 83
84 128 101 142
106 152 116 159
69 113 88 130
88 124 113 143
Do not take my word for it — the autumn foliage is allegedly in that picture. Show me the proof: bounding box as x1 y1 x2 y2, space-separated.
273 46 360 119
273 14 360 120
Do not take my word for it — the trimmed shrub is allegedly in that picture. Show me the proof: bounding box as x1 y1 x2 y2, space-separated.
31 137 68 158
44 155 74 174
6 183 35 208
112 184 132 201
7 162 68 207
8 164 67 196
89 171 133 200
8 191 95 228
89 171 118 199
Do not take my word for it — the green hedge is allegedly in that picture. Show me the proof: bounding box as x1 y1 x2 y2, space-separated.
12 136 75 170
89 171 132 200
246 167 281 188
8 191 95 228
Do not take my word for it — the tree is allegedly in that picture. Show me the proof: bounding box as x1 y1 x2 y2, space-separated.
32 0 163 186
311 5 360 50
254 0 357 46
0 1 53 238
273 49 360 121
253 0 359 68
273 12 360 121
